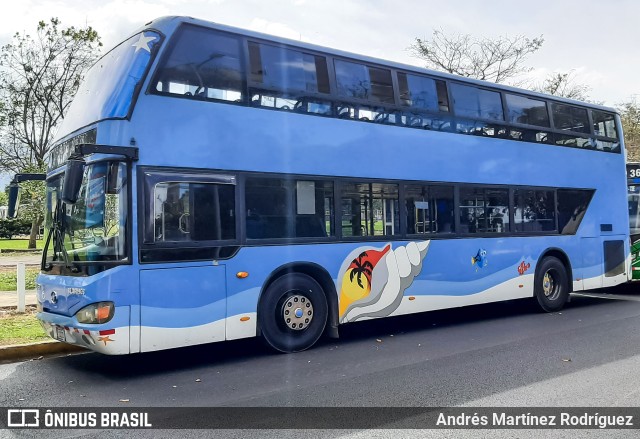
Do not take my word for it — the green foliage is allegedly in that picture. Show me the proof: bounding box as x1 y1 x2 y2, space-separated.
0 219 32 239
0 17 102 173
16 162 46 223
0 309 48 346
0 238 43 250
0 268 38 291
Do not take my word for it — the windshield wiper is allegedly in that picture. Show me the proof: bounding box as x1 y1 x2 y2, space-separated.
41 203 74 271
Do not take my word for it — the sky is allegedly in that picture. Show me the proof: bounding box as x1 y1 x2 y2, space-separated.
1 0 639 107
0 0 639 188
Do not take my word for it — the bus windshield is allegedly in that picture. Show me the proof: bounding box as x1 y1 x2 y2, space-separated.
44 162 128 265
54 31 162 140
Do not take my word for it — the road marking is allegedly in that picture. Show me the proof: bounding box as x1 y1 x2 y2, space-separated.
572 292 640 302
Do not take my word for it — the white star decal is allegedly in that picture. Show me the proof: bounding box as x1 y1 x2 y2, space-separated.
131 33 156 53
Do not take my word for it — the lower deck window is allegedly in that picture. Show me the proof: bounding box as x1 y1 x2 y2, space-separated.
154 182 235 242
245 177 334 239
514 189 556 232
341 183 399 237
459 188 509 233
405 185 454 234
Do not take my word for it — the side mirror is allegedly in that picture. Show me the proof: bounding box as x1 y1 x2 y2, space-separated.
61 156 86 204
7 183 20 218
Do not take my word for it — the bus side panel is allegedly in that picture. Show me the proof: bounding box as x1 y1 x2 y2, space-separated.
581 237 603 290
139 266 227 352
375 237 536 320
601 236 628 288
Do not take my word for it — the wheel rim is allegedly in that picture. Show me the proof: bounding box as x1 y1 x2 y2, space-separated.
281 294 314 331
542 269 559 300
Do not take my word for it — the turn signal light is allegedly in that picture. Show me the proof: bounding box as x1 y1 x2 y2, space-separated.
76 302 114 324
236 272 249 279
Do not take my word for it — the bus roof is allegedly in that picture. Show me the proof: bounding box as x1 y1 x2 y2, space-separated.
134 15 618 115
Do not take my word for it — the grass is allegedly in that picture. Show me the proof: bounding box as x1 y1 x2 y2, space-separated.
0 307 49 346
0 269 39 291
0 238 44 251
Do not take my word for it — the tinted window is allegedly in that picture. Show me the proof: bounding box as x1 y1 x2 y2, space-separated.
551 103 590 133
455 120 507 137
557 189 594 234
397 73 449 111
450 84 504 120
341 183 399 237
245 177 333 239
459 188 509 233
335 60 394 103
154 182 235 242
405 185 454 234
509 127 550 144
592 110 618 139
248 42 329 94
514 189 556 232
153 26 244 101
505 94 550 127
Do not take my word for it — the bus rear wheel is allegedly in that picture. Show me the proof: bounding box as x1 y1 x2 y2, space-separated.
258 273 328 353
534 256 569 312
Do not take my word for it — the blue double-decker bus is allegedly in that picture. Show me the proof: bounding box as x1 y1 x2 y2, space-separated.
21 16 629 354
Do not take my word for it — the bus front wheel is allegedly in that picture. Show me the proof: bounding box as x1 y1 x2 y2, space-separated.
534 256 569 312
258 273 328 353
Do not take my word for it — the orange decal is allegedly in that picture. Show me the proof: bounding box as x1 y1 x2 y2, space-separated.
517 261 531 276
98 336 114 346
339 246 390 317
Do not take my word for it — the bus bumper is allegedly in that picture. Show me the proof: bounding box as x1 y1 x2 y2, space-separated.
37 307 130 355
632 265 640 280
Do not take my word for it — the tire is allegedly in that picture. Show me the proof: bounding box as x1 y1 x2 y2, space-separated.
534 256 569 312
258 273 328 353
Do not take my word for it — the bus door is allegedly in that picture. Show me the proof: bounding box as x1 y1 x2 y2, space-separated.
137 175 237 352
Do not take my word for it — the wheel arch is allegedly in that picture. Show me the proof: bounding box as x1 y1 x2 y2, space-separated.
257 262 339 339
537 247 573 293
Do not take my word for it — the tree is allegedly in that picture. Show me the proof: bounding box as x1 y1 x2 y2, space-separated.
15 162 46 245
409 29 544 83
0 18 101 247
533 70 591 101
619 97 640 162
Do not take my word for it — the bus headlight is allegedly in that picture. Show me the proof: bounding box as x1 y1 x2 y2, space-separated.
75 302 114 324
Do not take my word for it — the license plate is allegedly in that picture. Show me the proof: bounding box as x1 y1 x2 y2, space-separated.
55 326 66 342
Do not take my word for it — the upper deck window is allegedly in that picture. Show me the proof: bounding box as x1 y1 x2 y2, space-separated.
450 83 504 121
505 94 550 127
335 60 394 104
248 42 330 94
592 110 618 139
397 73 449 112
152 25 244 102
551 103 590 134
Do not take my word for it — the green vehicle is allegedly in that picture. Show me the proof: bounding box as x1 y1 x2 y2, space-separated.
632 238 640 280
628 163 640 280
629 182 640 280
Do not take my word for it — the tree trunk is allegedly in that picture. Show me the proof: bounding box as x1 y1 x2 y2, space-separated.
28 216 43 249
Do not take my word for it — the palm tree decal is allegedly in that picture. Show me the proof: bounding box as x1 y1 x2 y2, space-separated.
349 251 374 289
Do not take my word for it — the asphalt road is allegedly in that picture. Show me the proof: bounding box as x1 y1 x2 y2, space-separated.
2 285 640 438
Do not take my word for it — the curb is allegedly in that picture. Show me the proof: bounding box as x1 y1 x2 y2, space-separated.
0 341 86 364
